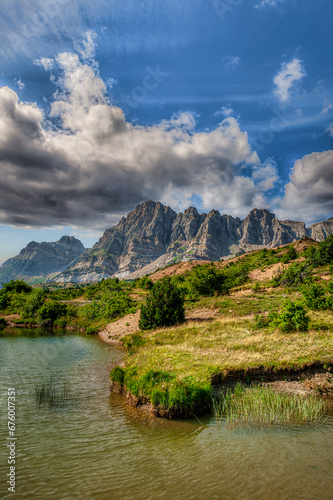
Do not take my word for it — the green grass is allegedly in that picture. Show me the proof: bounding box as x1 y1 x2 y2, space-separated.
212 384 327 424
116 299 333 414
120 368 211 415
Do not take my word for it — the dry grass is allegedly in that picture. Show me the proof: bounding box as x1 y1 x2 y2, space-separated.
124 311 333 384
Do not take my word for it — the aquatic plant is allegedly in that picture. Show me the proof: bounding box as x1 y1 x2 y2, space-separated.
35 380 77 408
212 384 327 424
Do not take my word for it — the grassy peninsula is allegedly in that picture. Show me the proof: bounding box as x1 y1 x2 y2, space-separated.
109 236 333 420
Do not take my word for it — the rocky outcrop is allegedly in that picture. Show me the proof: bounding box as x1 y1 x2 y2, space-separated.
0 236 85 283
51 201 333 283
55 201 177 283
238 209 308 251
308 218 333 241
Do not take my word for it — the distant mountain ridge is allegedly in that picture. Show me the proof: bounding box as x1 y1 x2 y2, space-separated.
0 236 85 284
51 201 333 283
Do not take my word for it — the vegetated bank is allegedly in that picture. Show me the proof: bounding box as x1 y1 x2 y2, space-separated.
0 277 145 332
109 236 333 420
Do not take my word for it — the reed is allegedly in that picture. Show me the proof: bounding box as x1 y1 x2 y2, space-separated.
35 379 77 408
212 384 327 424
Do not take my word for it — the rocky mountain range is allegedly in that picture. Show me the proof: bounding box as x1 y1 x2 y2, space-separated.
0 236 85 284
51 200 333 283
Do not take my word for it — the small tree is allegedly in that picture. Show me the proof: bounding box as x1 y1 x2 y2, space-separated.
281 246 297 264
185 264 229 297
270 300 309 332
302 283 327 310
139 277 185 330
37 301 67 325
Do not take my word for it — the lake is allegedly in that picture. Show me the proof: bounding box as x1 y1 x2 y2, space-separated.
1 328 333 499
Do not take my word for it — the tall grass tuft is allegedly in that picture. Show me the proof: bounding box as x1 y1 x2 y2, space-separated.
212 384 327 425
35 379 78 408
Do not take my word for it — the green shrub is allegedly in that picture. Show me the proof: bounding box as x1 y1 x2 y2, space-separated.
110 366 125 385
137 276 154 290
21 289 45 319
316 234 333 264
272 262 312 289
2 280 32 294
0 318 6 329
78 291 135 322
270 300 309 332
281 246 297 264
85 326 99 334
305 235 333 267
102 291 135 320
185 264 230 297
302 283 328 310
37 301 67 325
123 368 211 413
139 277 185 330
0 280 34 313
328 281 333 294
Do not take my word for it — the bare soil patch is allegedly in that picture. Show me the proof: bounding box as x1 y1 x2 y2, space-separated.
98 307 220 344
98 310 141 344
265 373 333 396
150 260 213 282
249 262 286 282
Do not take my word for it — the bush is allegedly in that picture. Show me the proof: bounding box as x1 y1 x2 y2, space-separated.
110 366 125 385
0 318 6 329
328 281 333 294
139 277 185 330
302 283 328 310
137 276 154 290
316 234 333 265
37 301 67 325
21 289 45 319
281 246 297 264
123 368 211 413
185 264 230 297
272 262 312 289
2 280 32 294
102 291 136 320
270 300 309 332
78 291 135 322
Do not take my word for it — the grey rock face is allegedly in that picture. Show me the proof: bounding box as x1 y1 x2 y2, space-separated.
0 236 85 283
42 202 333 283
308 218 333 241
55 201 177 282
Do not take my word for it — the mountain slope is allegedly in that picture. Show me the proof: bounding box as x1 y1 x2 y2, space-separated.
0 236 85 283
52 201 333 283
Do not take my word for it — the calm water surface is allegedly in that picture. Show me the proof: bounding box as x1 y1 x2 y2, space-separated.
1 328 333 500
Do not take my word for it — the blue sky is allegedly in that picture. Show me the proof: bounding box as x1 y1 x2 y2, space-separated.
0 0 332 261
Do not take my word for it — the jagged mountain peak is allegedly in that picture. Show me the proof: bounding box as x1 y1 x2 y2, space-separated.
31 202 333 283
0 236 85 284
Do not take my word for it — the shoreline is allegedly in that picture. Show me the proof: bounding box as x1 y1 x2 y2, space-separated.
110 361 333 419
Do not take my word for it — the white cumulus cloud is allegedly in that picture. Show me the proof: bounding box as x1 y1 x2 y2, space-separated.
273 58 306 103
0 37 281 228
278 150 333 223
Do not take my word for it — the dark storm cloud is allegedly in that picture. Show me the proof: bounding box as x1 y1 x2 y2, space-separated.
0 43 278 228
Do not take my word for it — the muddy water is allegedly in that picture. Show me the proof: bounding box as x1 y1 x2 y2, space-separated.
1 329 333 500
